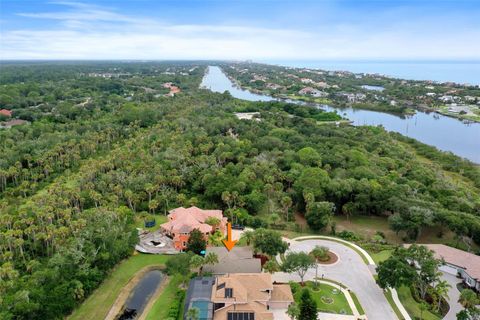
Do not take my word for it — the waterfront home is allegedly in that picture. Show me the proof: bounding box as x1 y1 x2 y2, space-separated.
211 273 294 319
184 273 294 320
298 87 328 97
160 206 227 251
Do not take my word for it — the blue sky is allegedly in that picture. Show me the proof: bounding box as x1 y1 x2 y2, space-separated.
1 0 479 60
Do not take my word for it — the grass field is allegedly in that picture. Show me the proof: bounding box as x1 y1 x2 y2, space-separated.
135 213 168 231
293 281 353 315
68 253 170 320
146 274 184 320
397 286 440 320
332 215 459 246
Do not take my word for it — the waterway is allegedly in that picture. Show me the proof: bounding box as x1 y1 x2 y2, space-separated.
117 269 164 320
201 66 480 163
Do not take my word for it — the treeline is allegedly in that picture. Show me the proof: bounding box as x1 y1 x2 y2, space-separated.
0 62 479 319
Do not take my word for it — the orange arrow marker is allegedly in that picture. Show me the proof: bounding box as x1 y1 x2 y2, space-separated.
222 222 237 251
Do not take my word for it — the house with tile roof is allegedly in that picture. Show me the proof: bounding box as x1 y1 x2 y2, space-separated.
160 206 227 251
211 273 294 320
428 244 480 291
410 244 480 292
184 273 294 320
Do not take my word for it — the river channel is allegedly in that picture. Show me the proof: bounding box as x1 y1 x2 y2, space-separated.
201 66 480 163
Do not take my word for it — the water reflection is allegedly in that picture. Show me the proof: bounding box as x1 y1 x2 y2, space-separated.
201 66 480 163
117 270 163 320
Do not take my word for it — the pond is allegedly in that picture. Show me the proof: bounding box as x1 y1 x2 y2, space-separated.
201 66 480 163
117 269 164 320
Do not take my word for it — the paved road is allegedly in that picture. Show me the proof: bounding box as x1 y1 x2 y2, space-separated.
441 272 463 320
273 239 397 320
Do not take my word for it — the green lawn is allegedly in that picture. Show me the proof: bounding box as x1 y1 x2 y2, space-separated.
68 253 170 320
135 213 168 231
384 288 407 320
397 286 440 320
350 291 365 315
293 281 353 315
370 249 393 264
146 274 185 320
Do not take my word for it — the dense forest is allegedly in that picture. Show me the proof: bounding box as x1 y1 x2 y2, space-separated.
0 62 479 319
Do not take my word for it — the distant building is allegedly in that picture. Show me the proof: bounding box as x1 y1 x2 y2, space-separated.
0 119 29 129
0 109 12 117
160 206 227 251
298 87 328 97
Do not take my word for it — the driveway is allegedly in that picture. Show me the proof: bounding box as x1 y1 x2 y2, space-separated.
273 239 397 320
441 272 464 320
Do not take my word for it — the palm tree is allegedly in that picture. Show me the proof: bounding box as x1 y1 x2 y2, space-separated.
204 252 219 267
459 289 480 309
263 260 279 274
186 307 200 320
310 246 329 288
240 230 255 246
433 280 451 312
190 255 204 275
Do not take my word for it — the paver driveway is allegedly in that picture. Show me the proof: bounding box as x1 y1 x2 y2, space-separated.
273 239 398 320
441 272 464 320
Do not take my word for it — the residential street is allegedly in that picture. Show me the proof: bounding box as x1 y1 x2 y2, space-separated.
273 239 398 320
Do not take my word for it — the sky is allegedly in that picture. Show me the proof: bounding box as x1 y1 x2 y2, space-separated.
1 0 479 61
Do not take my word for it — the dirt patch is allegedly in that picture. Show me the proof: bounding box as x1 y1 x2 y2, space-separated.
105 265 165 320
294 212 308 227
318 251 339 265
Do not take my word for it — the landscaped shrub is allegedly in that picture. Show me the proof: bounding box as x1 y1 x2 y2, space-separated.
289 281 301 294
167 289 186 319
337 230 361 241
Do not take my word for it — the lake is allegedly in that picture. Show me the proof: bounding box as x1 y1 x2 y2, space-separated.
201 66 480 163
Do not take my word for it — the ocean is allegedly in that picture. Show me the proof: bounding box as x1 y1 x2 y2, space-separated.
263 60 480 85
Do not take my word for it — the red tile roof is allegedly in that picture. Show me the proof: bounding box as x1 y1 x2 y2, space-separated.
161 206 226 235
0 109 12 117
417 244 480 280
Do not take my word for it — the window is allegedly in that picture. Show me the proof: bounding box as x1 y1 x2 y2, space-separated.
217 282 225 290
225 288 233 298
227 312 255 320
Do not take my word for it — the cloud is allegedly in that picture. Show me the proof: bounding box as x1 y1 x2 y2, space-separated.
1 1 480 60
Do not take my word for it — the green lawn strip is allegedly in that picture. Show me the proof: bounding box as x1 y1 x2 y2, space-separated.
370 249 393 264
68 254 170 320
293 281 353 315
397 286 440 320
349 291 365 315
384 288 406 320
145 274 184 320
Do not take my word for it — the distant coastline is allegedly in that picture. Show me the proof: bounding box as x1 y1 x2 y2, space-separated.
262 60 480 85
